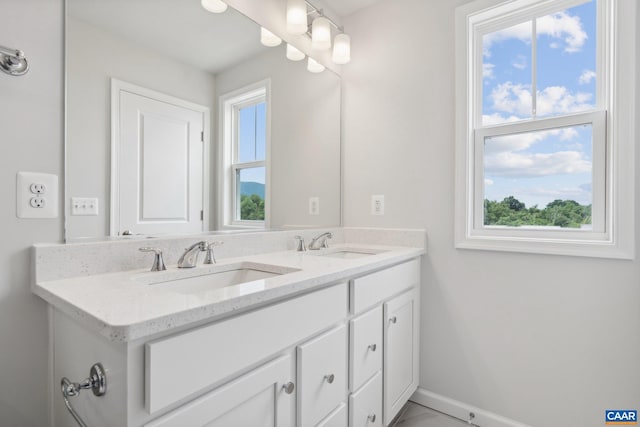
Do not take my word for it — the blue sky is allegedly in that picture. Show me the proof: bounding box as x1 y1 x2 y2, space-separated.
482 0 596 209
238 102 266 185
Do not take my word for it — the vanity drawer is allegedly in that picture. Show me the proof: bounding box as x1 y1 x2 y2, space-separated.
145 283 348 413
349 371 382 427
350 306 382 391
297 324 348 427
317 403 348 427
350 259 420 314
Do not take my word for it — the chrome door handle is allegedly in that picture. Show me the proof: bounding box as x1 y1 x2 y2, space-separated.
282 381 295 394
324 374 335 384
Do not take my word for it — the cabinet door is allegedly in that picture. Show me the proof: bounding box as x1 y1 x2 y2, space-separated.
383 289 419 425
144 355 295 427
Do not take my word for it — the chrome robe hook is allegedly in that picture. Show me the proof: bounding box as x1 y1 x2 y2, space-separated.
0 45 29 76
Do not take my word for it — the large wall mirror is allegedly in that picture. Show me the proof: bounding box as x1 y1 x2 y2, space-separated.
65 0 342 241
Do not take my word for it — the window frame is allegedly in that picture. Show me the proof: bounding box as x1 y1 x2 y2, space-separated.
454 0 636 258
219 80 271 229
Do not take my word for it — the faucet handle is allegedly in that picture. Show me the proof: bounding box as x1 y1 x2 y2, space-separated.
203 241 223 264
139 247 167 271
294 236 307 252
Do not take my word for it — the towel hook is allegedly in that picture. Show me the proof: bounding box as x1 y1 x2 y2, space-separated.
60 363 107 427
0 45 29 76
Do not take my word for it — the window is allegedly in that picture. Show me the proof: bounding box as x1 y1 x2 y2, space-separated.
455 0 636 258
220 81 270 228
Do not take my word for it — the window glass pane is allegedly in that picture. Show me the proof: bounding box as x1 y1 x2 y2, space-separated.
536 1 596 118
236 167 265 221
483 124 593 228
482 21 532 125
238 102 266 163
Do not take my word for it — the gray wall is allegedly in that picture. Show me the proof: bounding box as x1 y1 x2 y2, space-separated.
66 17 217 239
0 0 64 425
342 0 640 426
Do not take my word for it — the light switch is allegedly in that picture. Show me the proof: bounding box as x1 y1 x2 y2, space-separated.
371 195 385 216
309 197 320 215
16 172 59 219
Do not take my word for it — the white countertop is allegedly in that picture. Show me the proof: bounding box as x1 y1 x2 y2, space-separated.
33 243 424 342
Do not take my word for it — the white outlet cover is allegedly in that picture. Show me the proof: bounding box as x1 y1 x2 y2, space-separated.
17 172 59 219
371 195 385 216
309 197 320 215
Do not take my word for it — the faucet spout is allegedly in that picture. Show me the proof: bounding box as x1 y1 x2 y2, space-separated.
308 232 333 250
177 241 207 268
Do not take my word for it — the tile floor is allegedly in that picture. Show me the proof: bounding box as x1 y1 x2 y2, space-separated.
391 402 471 427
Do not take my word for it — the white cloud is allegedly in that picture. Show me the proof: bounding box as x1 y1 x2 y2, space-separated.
579 69 596 84
485 150 591 178
487 82 594 118
483 10 588 57
513 185 592 206
511 55 527 70
485 178 494 186
483 63 495 79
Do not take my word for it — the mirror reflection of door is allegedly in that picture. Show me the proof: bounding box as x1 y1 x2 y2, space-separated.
111 79 209 236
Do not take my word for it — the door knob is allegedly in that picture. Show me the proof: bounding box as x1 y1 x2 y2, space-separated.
282 382 295 394
389 316 397 324
368 413 377 422
324 374 335 384
368 344 377 351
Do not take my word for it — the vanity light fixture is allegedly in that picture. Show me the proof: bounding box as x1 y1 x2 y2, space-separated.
332 33 351 64
286 0 308 35
311 16 332 50
260 28 282 47
201 0 228 13
307 57 325 73
286 43 306 61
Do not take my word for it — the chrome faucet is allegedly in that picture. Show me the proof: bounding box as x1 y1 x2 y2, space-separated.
139 247 166 271
308 232 333 250
177 241 223 268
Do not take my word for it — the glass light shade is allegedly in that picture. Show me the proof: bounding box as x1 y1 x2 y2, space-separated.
201 0 228 13
286 44 305 61
307 57 325 73
260 28 282 47
311 17 332 50
332 34 351 64
286 0 308 35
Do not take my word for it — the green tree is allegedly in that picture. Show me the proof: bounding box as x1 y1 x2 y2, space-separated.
240 194 265 220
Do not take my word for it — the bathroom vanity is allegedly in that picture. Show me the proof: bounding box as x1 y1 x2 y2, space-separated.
33 228 425 426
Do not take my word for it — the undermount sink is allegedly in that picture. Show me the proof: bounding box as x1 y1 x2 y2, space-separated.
312 247 388 259
137 262 300 294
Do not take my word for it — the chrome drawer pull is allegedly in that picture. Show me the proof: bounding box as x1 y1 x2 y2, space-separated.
368 413 377 422
368 343 377 351
324 374 335 384
282 382 295 394
389 316 397 324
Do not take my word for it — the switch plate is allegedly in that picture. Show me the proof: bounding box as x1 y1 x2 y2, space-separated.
309 197 320 215
71 197 99 216
17 172 59 219
371 195 385 216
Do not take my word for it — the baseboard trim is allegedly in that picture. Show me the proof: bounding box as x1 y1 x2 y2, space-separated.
410 388 531 427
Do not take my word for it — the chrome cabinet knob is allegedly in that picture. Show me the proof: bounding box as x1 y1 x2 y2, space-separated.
368 414 376 422
389 316 397 324
324 374 335 384
282 382 295 394
368 344 377 352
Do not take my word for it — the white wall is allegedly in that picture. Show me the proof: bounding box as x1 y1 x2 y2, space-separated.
66 17 217 239
342 0 640 426
215 47 342 228
0 0 64 425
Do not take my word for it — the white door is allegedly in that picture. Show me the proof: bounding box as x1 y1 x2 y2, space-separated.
111 80 208 236
144 355 295 427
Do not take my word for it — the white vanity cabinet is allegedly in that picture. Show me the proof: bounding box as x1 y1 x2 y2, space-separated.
50 257 421 427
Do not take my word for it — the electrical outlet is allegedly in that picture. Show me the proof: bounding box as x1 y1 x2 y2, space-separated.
17 172 59 219
71 197 99 216
30 183 46 194
30 197 46 208
309 197 320 215
371 195 385 216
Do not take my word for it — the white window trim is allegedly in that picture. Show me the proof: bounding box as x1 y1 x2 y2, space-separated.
218 79 271 229
454 0 636 259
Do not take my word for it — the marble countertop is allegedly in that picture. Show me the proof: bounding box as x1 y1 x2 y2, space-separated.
33 243 424 342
